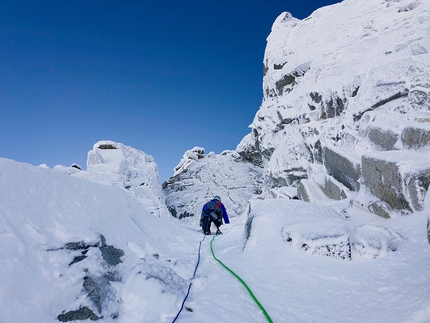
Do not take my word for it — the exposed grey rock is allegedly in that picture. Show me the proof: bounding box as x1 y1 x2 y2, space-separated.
236 131 264 167
164 150 263 224
57 306 100 322
71 163 82 170
64 241 90 251
427 218 430 244
69 255 87 266
362 154 411 213
321 93 345 120
297 179 328 203
98 144 117 149
362 151 430 214
367 126 399 150
99 245 124 266
320 175 349 200
83 276 102 313
401 124 430 149
323 145 361 191
368 201 392 219
297 180 311 202
267 167 308 188
55 236 123 320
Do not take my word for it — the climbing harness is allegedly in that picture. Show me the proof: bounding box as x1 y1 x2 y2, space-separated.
171 234 206 323
210 236 274 323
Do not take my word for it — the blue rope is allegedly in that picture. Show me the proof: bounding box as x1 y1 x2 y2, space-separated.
171 234 206 323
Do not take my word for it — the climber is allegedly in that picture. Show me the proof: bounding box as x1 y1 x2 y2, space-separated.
200 196 230 235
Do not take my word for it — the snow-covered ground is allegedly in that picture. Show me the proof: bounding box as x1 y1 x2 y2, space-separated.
1 157 430 322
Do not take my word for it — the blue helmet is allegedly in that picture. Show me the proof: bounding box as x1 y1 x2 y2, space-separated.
213 196 221 202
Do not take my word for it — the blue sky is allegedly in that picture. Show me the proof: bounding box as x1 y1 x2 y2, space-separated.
0 0 339 181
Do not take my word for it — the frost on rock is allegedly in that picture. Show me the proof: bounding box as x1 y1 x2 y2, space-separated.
236 0 430 218
352 224 404 258
172 146 205 176
163 148 263 224
282 220 352 260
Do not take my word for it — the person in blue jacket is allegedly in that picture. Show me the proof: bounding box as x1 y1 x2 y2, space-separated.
200 196 230 235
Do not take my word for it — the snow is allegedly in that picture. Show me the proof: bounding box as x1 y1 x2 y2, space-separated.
0 157 200 322
1 155 430 322
2 0 430 322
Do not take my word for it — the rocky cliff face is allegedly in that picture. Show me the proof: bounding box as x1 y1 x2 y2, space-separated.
236 0 430 218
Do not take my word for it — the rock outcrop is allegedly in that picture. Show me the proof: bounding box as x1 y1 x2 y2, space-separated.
57 140 168 217
163 148 263 223
235 0 430 217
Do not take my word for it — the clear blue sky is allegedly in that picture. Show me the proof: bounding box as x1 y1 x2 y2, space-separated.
0 0 339 181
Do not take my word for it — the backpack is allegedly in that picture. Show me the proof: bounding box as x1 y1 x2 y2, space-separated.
203 199 222 217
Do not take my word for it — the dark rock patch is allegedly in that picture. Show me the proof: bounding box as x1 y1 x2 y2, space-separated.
57 306 100 322
100 245 124 266
98 144 117 149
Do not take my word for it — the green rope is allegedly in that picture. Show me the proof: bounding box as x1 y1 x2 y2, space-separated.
210 236 274 323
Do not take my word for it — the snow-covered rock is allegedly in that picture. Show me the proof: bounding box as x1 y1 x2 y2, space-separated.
172 146 205 177
163 148 263 224
282 220 352 260
235 0 430 218
56 140 167 217
245 198 404 261
351 224 405 259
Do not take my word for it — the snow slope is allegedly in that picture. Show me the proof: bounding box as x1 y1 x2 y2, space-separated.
2 156 430 322
0 157 201 322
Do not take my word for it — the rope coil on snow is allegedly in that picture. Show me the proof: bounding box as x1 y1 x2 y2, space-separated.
171 234 206 323
210 236 274 323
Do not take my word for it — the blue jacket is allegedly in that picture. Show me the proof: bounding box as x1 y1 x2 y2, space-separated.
202 199 230 224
